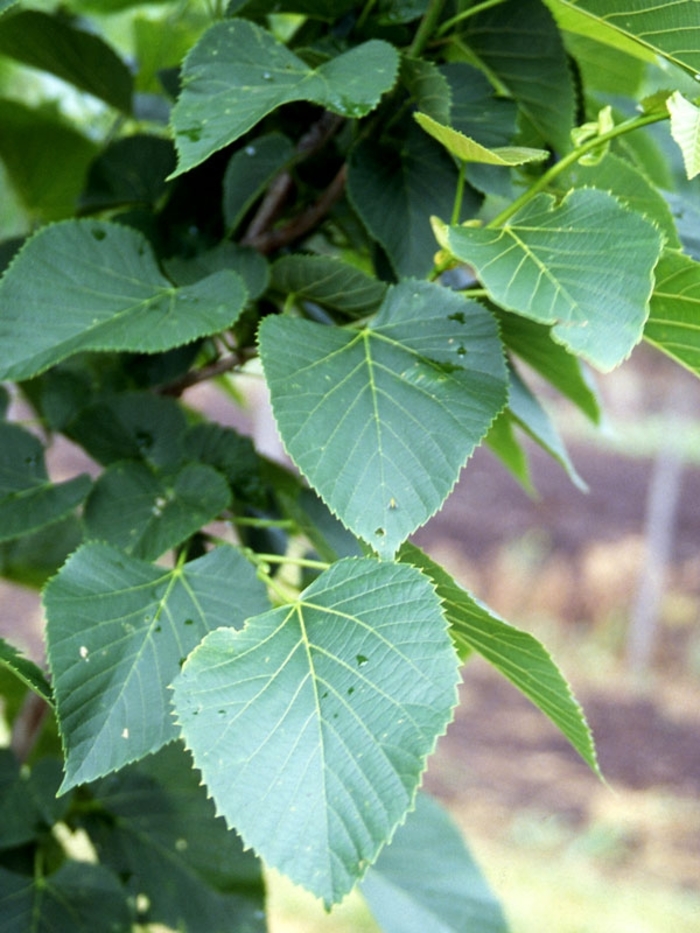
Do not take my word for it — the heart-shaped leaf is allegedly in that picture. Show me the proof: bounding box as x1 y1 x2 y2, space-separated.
0 220 247 381
438 188 664 370
45 543 270 791
172 557 459 906
259 279 507 557
171 19 399 175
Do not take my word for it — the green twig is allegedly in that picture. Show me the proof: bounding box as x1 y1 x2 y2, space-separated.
451 161 467 225
437 0 508 37
408 0 448 57
487 110 669 228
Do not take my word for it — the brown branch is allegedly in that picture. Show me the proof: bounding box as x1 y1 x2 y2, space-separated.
240 111 345 248
158 350 251 397
243 163 348 255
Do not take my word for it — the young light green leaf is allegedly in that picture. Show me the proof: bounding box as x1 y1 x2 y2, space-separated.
259 279 507 558
362 793 508 933
82 744 265 933
0 638 52 705
415 113 548 166
462 0 575 152
172 557 460 907
645 249 700 375
0 423 91 544
171 20 399 175
271 254 387 317
44 543 269 792
83 462 231 562
439 188 664 370
0 220 247 382
667 91 700 180
0 10 133 112
347 125 480 278
546 0 700 73
0 862 132 933
399 543 600 776
223 132 294 232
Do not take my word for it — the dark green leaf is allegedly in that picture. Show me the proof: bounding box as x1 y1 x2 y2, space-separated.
80 135 176 211
0 100 98 222
0 754 66 851
182 423 264 504
0 1 18 15
0 423 91 543
271 254 387 317
0 518 83 588
173 557 460 906
44 543 270 791
223 132 295 232
439 188 664 370
462 0 575 153
67 392 189 469
495 310 601 423
347 125 480 278
362 793 508 933
171 20 399 175
259 279 507 557
0 220 247 382
442 63 518 149
645 249 700 375
400 543 601 776
83 462 231 561
401 56 451 124
0 11 133 112
83 744 265 933
165 241 270 301
0 638 52 705
0 862 132 933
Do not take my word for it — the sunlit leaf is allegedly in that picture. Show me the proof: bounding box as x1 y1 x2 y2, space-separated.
173 558 459 906
667 91 700 180
645 249 700 376
415 113 548 165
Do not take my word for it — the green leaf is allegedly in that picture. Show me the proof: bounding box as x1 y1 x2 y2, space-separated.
83 462 231 561
223 132 295 232
554 151 681 250
0 220 247 382
347 125 480 278
80 135 176 211
462 0 575 153
0 11 133 112
0 100 98 222
44 543 270 791
439 188 664 370
0 637 52 704
0 1 18 15
173 557 459 907
508 366 586 490
485 411 533 492
229 0 357 17
415 112 549 165
362 793 508 933
0 423 91 544
259 279 507 558
546 0 700 73
401 56 451 125
271 254 388 317
0 754 66 851
495 310 600 423
645 249 700 375
170 20 399 175
164 241 270 301
82 744 265 933
0 862 132 933
443 63 518 150
0 517 83 589
399 543 601 776
67 391 189 469
667 92 700 180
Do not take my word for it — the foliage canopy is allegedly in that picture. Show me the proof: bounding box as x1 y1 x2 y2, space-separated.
1 1 700 930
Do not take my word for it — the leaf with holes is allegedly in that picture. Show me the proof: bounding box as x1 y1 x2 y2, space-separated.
171 19 399 175
0 220 247 381
437 188 664 370
172 557 459 906
44 543 270 791
259 279 507 557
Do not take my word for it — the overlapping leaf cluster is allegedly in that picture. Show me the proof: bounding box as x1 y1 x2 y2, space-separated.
1 0 700 929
